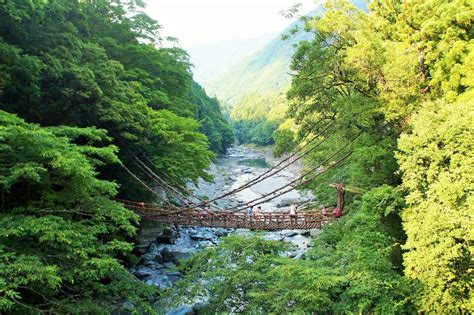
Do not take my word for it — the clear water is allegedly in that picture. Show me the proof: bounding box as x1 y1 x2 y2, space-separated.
238 158 269 168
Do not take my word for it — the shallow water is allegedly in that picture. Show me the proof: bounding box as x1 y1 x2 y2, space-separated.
237 158 269 168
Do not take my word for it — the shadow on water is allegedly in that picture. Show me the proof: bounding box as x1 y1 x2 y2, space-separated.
238 158 270 168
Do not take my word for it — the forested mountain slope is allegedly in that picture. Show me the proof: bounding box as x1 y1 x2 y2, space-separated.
188 34 275 86
0 0 233 200
207 15 312 104
208 0 368 104
211 0 368 146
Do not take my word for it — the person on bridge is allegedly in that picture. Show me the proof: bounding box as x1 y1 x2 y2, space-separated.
201 207 209 219
333 207 342 218
322 207 328 215
247 206 253 216
253 206 261 216
289 204 297 223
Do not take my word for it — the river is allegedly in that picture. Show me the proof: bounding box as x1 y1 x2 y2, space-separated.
190 145 315 211
131 145 320 314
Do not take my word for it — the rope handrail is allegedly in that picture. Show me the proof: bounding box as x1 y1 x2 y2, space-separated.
189 119 337 209
233 149 353 212
229 132 361 212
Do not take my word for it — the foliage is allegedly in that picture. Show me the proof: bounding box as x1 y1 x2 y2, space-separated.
300 185 414 314
397 99 474 312
287 0 400 205
0 0 232 201
272 127 297 157
230 92 288 146
165 235 292 313
282 0 474 312
0 110 155 313
191 82 234 153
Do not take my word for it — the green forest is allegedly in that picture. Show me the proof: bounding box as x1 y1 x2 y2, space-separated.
0 0 234 312
1 0 473 314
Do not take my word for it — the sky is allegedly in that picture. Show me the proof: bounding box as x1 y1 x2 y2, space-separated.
144 0 319 49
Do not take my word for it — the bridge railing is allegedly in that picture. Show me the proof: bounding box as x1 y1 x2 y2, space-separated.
121 200 336 230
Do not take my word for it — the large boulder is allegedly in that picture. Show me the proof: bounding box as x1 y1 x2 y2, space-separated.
166 271 183 284
189 230 216 242
156 227 179 244
133 266 153 278
135 220 166 254
160 247 178 264
160 247 191 265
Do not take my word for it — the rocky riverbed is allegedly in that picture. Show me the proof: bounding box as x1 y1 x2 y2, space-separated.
133 145 321 314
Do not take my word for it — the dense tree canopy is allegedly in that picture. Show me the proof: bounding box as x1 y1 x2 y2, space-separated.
230 92 288 146
284 0 473 312
0 0 233 201
0 110 154 313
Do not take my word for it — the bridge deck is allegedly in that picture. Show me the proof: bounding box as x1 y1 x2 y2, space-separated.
123 201 335 230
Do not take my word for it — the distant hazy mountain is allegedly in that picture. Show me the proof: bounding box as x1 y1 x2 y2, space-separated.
207 0 368 104
187 33 276 87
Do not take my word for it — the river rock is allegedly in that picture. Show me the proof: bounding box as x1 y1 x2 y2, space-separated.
299 230 311 236
310 228 322 237
143 260 158 268
135 220 166 253
171 251 192 262
286 234 309 250
161 247 178 264
147 272 172 289
166 306 194 315
206 240 220 247
262 233 284 241
281 230 298 237
189 230 216 241
153 263 165 270
156 227 179 244
134 266 153 278
214 228 229 237
148 243 160 254
140 253 157 263
166 271 183 284
293 252 306 260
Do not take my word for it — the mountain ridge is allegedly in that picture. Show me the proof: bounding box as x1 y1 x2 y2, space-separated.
207 0 369 104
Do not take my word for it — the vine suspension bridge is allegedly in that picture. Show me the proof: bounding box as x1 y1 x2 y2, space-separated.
120 120 358 230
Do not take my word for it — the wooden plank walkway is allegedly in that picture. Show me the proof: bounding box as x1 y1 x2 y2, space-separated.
122 200 335 230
